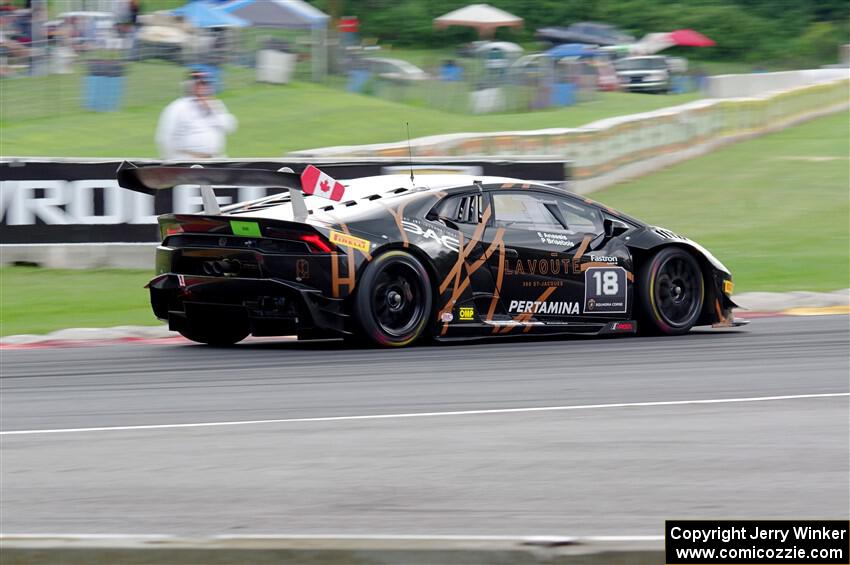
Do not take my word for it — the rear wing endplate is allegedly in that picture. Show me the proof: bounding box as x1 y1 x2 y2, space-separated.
116 161 307 219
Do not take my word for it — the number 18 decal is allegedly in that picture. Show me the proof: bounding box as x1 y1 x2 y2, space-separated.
584 267 627 314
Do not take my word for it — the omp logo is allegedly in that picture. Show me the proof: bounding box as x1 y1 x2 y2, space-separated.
458 306 475 320
508 300 579 315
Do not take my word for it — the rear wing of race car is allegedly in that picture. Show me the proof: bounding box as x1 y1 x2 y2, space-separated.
116 161 308 219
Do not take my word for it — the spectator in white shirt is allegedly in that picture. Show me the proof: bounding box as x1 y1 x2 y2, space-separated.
155 70 237 160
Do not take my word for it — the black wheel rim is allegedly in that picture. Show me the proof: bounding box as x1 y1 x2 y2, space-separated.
370 261 425 338
653 256 701 328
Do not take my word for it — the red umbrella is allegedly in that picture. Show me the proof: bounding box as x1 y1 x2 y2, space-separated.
669 29 715 47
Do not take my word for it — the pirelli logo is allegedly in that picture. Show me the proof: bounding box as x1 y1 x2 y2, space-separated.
329 230 371 253
723 280 734 295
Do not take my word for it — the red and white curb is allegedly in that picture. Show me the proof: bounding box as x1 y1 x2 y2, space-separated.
1 325 181 349
733 288 849 313
0 329 299 350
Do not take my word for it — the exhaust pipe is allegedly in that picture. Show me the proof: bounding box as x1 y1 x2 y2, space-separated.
203 259 241 276
220 259 241 275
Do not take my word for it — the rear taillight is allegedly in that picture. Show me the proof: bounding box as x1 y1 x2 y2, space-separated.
159 216 228 240
160 220 182 239
265 227 334 253
299 233 333 253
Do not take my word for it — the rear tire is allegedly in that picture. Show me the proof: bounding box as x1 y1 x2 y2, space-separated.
178 323 248 346
637 247 704 335
354 250 432 347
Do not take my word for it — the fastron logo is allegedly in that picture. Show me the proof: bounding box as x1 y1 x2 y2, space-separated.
508 300 579 315
589 254 617 263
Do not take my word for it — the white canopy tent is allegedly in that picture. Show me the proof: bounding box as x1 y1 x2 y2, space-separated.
434 4 523 38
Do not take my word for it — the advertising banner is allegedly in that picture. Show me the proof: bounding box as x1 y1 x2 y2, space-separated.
1 159 566 244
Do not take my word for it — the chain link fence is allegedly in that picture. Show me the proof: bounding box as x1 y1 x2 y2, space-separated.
1 4 318 124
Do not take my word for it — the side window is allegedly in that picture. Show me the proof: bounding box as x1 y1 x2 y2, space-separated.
557 199 604 236
492 192 604 236
431 193 482 225
491 192 564 232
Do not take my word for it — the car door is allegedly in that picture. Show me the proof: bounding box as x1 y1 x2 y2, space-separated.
427 189 504 323
556 196 630 318
482 189 613 322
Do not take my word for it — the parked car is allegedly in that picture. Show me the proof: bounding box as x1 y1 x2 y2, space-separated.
362 57 428 82
57 11 116 50
614 56 670 93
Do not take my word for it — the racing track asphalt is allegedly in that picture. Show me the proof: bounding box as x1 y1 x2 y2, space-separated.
1 315 848 535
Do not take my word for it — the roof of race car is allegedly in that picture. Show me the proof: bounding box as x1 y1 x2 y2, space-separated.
346 174 520 192
224 174 527 221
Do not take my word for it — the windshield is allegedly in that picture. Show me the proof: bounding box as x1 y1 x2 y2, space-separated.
615 58 667 71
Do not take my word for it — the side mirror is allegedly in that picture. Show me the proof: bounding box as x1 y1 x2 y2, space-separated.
603 218 630 238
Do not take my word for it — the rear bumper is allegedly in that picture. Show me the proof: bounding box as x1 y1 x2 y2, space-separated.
622 82 668 92
148 273 349 338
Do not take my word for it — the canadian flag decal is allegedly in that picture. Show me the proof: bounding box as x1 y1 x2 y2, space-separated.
300 165 346 202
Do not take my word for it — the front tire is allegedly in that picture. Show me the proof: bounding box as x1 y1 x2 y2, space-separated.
354 250 432 347
637 247 704 335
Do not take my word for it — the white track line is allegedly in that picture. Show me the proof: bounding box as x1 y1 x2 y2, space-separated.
3 393 847 436
209 534 665 542
2 392 846 436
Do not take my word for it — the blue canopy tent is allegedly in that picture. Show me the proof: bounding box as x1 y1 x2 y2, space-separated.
173 1 248 28
544 43 598 59
218 0 329 80
219 0 327 29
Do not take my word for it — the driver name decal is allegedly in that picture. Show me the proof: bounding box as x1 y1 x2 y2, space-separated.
536 231 575 247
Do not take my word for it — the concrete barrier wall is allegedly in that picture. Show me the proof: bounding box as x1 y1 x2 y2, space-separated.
0 243 157 270
705 68 848 98
0 535 664 565
291 77 849 194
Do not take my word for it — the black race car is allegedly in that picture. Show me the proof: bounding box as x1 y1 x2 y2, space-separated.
117 163 744 347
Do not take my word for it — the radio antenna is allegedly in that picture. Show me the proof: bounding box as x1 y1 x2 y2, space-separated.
406 122 415 185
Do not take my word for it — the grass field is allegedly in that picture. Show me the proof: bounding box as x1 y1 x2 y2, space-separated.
1 111 847 335
0 268 155 336
596 110 850 293
1 66 700 157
